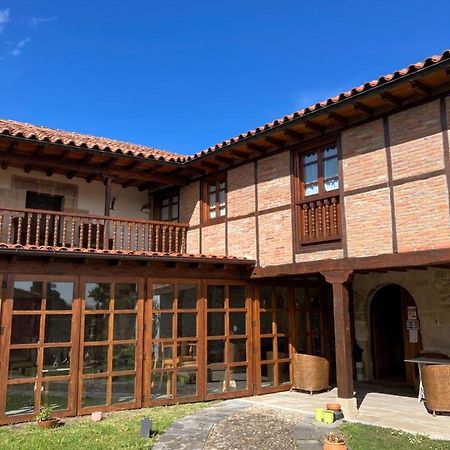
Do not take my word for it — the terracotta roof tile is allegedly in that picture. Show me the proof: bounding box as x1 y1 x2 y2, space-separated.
187 49 450 160
0 119 185 162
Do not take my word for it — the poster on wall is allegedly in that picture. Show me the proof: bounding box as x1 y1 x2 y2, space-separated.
407 306 417 320
409 329 419 343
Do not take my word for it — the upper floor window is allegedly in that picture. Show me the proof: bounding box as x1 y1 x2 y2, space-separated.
203 176 226 222
155 190 179 222
302 146 339 198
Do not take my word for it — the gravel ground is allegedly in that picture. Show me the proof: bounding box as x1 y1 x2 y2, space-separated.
203 406 303 450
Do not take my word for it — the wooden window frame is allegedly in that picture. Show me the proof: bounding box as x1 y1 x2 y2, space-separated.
201 174 227 225
153 188 180 223
293 139 341 250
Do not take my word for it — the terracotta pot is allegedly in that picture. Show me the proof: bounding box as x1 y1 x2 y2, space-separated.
326 403 341 412
323 441 346 450
37 418 59 429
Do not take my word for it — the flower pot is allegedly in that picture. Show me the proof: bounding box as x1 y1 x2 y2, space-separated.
37 418 59 429
323 441 346 450
326 403 341 412
323 410 335 424
315 407 325 422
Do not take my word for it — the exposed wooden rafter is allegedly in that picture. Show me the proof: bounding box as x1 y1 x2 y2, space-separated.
327 112 348 126
264 136 285 147
354 102 374 116
246 143 267 153
283 129 303 141
229 149 250 160
304 121 325 134
411 80 432 96
381 91 402 107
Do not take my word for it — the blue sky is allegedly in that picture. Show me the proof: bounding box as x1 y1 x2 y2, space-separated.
0 1 449 155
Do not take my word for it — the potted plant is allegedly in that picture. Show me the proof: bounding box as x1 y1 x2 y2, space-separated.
36 405 59 429
323 431 346 450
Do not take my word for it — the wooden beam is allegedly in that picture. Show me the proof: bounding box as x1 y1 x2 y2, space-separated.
101 157 118 168
0 151 188 185
304 121 325 134
264 136 285 147
81 153 95 164
247 143 268 153
33 145 46 157
201 160 221 170
381 91 402 107
215 155 235 164
328 112 348 126
283 129 303 140
411 80 432 96
354 102 374 116
230 149 250 160
185 165 208 175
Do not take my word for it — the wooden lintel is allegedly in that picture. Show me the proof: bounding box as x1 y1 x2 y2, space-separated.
327 112 348 126
411 80 432 96
283 129 303 140
304 121 325 134
354 102 374 116
381 91 402 107
264 136 285 147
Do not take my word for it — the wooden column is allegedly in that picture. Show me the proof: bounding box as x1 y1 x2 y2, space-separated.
322 270 354 399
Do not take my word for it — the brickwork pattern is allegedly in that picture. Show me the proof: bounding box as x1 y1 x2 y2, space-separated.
227 217 257 260
228 163 255 218
201 222 226 255
180 181 200 225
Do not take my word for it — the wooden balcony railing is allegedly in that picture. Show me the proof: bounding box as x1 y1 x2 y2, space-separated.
298 195 340 245
0 207 188 255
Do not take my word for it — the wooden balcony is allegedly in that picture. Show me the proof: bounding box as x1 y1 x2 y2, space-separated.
298 195 340 245
0 207 188 256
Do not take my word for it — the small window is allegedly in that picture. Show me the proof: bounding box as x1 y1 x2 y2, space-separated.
204 177 226 222
155 191 179 222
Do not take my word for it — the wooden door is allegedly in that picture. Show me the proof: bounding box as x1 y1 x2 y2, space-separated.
255 285 294 394
0 275 80 424
77 278 144 414
204 282 253 400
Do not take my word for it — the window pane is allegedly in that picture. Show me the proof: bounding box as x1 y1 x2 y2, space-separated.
115 283 138 310
304 162 318 184
229 285 246 308
177 342 197 367
162 198 169 206
11 315 40 344
218 189 225 206
113 344 136 371
47 282 74 310
177 313 197 337
177 371 197 397
324 154 338 179
171 204 178 220
112 375 135 404
279 362 291 385
82 378 107 407
260 312 273 335
261 364 274 388
277 312 289 334
260 286 272 309
229 338 247 363
219 206 226 217
153 284 174 309
161 206 169 221
84 314 109 341
207 340 225 364
178 284 197 309
152 313 173 339
305 183 319 196
114 314 136 340
208 184 216 193
9 349 38 379
207 312 225 336
207 368 225 394
261 337 274 361
152 343 173 369
230 312 246 335
43 380 69 410
173 196 179 203
45 315 72 343
83 346 108 374
278 336 290 357
151 372 173 399
43 347 71 377
13 281 43 310
85 283 111 310
207 285 225 308
324 177 339 191
304 152 317 164
323 146 337 158
219 181 226 190
274 286 288 309
230 366 247 391
209 192 216 208
6 383 35 416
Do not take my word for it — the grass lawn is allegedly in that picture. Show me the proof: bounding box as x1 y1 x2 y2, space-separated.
0 402 214 450
340 422 450 450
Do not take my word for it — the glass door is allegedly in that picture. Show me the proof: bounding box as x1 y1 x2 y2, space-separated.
0 276 79 424
205 282 252 399
78 279 143 414
255 285 294 394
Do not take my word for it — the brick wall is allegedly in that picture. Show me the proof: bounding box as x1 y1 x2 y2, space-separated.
201 222 226 255
180 181 200 225
228 163 255 218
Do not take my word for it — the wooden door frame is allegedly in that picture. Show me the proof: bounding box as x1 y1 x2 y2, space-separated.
77 276 144 415
143 278 203 407
0 274 80 425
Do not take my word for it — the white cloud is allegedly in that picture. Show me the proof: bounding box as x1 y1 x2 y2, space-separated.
10 37 30 57
28 16 57 28
0 9 10 32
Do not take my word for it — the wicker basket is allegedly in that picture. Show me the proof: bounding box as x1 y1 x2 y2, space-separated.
422 364 450 414
292 353 330 394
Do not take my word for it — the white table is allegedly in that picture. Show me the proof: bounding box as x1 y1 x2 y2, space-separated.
404 357 450 402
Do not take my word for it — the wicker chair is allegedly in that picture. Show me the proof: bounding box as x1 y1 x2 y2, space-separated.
292 353 330 394
421 364 450 415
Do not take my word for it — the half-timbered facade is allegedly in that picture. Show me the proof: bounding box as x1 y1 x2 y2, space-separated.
0 50 449 423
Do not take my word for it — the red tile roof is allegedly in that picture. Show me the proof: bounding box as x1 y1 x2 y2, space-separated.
0 50 448 163
0 119 184 162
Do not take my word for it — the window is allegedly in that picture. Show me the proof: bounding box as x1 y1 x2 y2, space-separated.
155 191 179 222
294 143 341 248
302 146 339 198
203 177 226 222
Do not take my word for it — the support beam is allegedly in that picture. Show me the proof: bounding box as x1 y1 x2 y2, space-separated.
304 121 325 134
411 80 432 96
283 129 303 140
322 270 354 399
215 155 235 165
328 112 348 126
264 136 285 147
247 143 268 154
230 149 250 160
354 102 374 116
381 92 402 107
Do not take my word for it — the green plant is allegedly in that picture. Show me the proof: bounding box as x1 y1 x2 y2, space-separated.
36 406 54 422
324 431 346 444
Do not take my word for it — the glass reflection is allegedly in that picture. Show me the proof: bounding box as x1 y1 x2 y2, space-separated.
43 347 71 376
260 337 274 361
178 284 197 309
229 312 246 335
113 314 136 340
45 315 72 342
230 367 247 391
113 344 135 371
13 281 43 310
229 339 247 363
177 371 197 397
177 342 196 367
152 342 173 369
8 349 38 379
46 282 73 310
41 380 69 410
11 315 40 344
83 346 108 373
260 287 272 309
229 285 246 308
207 312 224 336
207 285 225 309
5 383 35 416
115 284 138 310
82 378 107 407
260 312 273 335
151 371 173 399
261 364 274 388
279 362 291 385
153 284 174 309
84 314 109 341
207 340 225 364
274 287 288 309
207 368 226 394
85 283 111 310
112 375 135 404
177 313 196 337
152 312 173 339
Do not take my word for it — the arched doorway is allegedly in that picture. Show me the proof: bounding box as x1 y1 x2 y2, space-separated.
370 284 421 386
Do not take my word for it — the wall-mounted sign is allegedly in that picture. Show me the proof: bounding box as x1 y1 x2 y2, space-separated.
406 319 420 330
407 306 417 320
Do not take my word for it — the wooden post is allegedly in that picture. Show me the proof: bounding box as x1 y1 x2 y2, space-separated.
322 270 354 399
103 178 112 249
